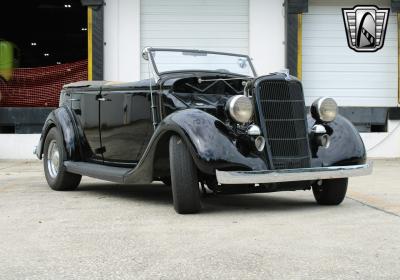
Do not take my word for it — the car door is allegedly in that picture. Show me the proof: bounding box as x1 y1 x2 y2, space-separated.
99 90 153 165
71 90 102 162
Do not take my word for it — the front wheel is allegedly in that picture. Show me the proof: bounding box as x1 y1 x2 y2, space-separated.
312 178 348 205
169 135 201 214
43 127 81 191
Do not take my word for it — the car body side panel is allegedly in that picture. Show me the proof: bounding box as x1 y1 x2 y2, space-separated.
75 91 102 159
100 90 153 163
60 88 102 161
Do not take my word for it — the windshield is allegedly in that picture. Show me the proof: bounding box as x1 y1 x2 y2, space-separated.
147 49 256 77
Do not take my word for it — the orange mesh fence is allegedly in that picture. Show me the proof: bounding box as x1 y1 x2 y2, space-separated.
0 60 87 107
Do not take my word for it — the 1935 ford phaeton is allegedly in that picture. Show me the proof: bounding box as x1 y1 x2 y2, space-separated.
35 48 372 214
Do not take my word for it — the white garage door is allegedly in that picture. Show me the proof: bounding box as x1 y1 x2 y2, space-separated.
140 0 249 79
302 0 398 107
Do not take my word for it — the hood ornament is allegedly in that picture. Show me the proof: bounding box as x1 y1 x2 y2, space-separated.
279 69 290 80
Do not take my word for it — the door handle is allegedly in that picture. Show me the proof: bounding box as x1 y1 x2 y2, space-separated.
97 97 111 102
67 98 80 101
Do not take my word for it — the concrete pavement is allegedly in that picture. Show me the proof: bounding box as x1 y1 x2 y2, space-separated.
0 159 399 279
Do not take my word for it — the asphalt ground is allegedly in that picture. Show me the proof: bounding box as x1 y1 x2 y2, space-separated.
0 159 399 279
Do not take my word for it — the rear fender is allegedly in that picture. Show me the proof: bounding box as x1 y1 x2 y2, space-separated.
36 106 82 161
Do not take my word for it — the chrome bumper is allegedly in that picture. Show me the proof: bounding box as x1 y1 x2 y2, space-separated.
216 162 373 185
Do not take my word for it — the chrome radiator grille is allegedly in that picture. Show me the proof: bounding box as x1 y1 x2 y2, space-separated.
255 79 311 169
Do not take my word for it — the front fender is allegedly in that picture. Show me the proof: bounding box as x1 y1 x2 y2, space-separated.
124 109 267 183
36 106 82 161
308 114 367 167
159 109 267 174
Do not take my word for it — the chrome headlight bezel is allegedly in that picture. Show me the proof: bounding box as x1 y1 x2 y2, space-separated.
311 97 338 123
226 95 254 124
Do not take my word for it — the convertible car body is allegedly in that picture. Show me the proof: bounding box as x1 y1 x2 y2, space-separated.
35 48 372 214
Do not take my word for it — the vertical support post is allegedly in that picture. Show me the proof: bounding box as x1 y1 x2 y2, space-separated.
297 13 302 81
398 13 400 104
88 7 93 81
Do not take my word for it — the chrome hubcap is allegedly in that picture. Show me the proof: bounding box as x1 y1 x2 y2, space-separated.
47 140 60 178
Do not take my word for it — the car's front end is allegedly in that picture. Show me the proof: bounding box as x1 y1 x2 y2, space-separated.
215 74 371 187
143 48 372 198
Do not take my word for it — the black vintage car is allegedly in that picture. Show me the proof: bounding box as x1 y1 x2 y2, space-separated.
35 48 372 214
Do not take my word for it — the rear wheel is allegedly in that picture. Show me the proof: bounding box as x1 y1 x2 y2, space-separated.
312 178 348 205
169 135 201 214
43 127 81 191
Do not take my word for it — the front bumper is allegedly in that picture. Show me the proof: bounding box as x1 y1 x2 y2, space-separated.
216 162 373 185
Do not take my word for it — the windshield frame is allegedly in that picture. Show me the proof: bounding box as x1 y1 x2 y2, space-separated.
144 48 257 79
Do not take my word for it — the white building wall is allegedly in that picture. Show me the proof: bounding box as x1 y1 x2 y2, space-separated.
361 121 400 158
302 0 398 107
0 134 40 159
140 0 250 79
104 0 286 80
104 0 141 81
249 0 285 75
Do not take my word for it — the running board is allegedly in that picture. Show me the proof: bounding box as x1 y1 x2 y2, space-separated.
64 161 132 183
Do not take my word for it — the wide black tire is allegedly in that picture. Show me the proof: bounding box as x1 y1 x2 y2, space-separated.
169 135 201 214
43 127 81 191
312 178 348 205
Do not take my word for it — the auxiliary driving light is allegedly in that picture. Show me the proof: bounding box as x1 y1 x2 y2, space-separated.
311 124 331 148
318 134 331 148
247 124 261 136
254 136 266 151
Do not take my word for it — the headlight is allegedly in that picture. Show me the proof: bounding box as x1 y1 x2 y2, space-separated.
311 97 338 123
226 95 253 123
